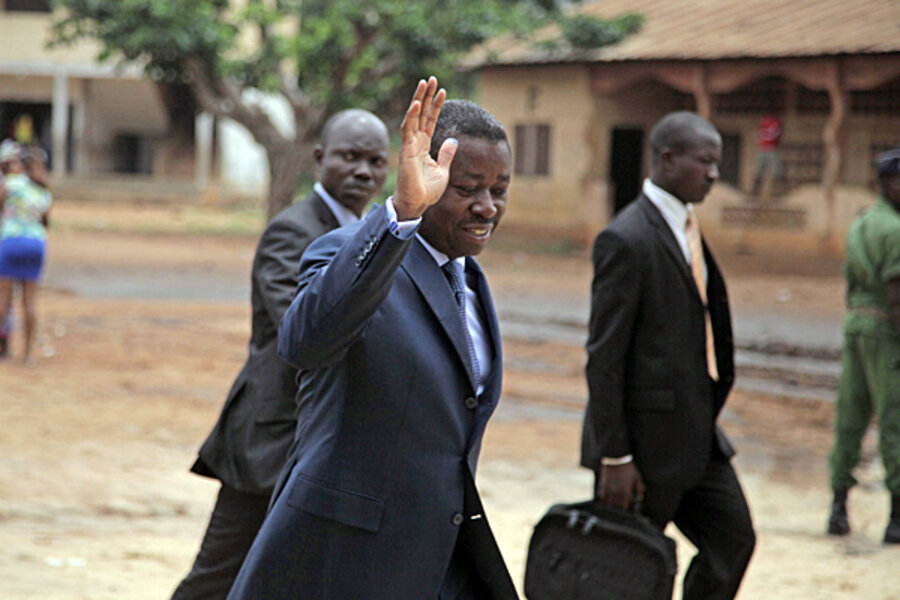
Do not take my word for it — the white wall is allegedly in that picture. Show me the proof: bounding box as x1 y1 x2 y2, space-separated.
217 90 295 197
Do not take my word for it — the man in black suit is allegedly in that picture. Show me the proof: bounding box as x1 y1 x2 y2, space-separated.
226 77 517 600
170 109 390 600
582 112 755 599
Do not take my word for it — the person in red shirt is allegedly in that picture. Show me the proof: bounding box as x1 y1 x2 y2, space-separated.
751 114 784 198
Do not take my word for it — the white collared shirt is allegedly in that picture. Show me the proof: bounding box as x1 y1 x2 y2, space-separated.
642 179 707 283
314 181 361 227
416 235 492 397
642 178 691 264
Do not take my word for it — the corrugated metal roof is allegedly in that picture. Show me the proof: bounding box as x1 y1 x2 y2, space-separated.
464 0 900 67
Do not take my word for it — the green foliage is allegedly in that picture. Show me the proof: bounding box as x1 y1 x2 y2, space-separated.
48 0 641 215
51 0 236 83
50 0 635 126
559 12 644 50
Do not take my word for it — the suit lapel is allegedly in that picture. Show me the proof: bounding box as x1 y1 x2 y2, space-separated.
309 191 342 232
401 240 478 391
638 195 702 304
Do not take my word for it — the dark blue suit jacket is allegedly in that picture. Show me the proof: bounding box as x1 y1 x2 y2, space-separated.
227 204 517 600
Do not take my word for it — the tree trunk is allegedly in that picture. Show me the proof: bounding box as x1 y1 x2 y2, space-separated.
266 140 314 220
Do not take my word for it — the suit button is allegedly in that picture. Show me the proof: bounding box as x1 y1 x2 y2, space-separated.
464 396 478 410
451 513 464 526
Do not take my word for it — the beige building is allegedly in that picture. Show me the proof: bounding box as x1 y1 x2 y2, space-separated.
0 1 194 175
0 0 276 200
464 0 900 254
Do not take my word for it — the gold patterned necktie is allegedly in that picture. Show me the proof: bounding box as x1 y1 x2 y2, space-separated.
685 209 719 381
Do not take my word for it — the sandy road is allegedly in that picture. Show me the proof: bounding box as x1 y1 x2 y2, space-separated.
1 202 898 599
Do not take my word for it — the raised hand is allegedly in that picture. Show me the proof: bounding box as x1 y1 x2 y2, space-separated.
393 77 458 221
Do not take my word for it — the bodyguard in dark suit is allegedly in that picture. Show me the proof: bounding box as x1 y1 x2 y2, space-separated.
227 78 518 600
582 112 755 599
170 110 390 600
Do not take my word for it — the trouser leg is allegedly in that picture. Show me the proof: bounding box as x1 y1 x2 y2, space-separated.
829 333 874 492
867 335 900 496
674 457 756 600
170 484 271 600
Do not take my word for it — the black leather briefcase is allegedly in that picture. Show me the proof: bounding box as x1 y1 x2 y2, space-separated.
524 500 677 600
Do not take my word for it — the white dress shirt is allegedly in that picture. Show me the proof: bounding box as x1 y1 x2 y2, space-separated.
642 178 707 283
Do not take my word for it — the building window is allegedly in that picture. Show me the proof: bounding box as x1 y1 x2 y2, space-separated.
514 123 551 176
716 78 787 115
3 0 52 12
719 133 741 187
796 86 830 114
780 143 823 185
852 79 900 115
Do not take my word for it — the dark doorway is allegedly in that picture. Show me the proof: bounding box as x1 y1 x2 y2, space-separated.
0 101 51 147
0 101 74 170
112 134 154 174
0 101 54 166
719 132 741 188
609 127 644 214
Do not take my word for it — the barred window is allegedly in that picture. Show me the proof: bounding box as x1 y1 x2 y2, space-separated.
780 144 823 185
796 87 830 114
514 124 551 176
852 79 900 115
716 78 787 115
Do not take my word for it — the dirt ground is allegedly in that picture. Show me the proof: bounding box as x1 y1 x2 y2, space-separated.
1 201 898 599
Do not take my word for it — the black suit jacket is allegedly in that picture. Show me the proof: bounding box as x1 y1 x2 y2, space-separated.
191 191 340 494
581 194 735 488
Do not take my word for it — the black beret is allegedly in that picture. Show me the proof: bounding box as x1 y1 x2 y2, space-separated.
876 148 900 178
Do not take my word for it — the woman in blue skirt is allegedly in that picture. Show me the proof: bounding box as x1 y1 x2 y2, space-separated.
0 140 52 365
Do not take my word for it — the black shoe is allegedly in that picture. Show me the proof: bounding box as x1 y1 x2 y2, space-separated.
827 490 850 536
885 496 900 544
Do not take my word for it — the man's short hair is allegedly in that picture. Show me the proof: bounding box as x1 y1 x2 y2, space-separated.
649 111 718 163
430 100 508 159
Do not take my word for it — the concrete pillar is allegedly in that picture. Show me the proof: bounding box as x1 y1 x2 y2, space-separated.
51 70 69 177
72 83 87 175
692 64 713 120
822 59 847 246
195 111 214 189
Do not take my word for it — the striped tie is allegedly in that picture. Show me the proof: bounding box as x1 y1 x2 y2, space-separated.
442 260 481 385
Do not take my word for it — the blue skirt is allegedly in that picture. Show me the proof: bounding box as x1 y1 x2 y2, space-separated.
0 236 46 281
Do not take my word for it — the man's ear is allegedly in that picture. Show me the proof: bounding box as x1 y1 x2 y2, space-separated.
313 145 324 166
658 147 676 174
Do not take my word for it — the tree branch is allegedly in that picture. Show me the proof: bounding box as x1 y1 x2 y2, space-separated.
183 56 288 149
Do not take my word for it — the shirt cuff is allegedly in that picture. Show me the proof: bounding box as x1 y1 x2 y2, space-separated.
601 455 634 466
385 197 421 240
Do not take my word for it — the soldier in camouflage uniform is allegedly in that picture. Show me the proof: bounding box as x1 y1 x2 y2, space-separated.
827 148 900 544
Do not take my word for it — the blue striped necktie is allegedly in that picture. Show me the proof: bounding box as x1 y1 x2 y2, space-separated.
442 260 481 385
